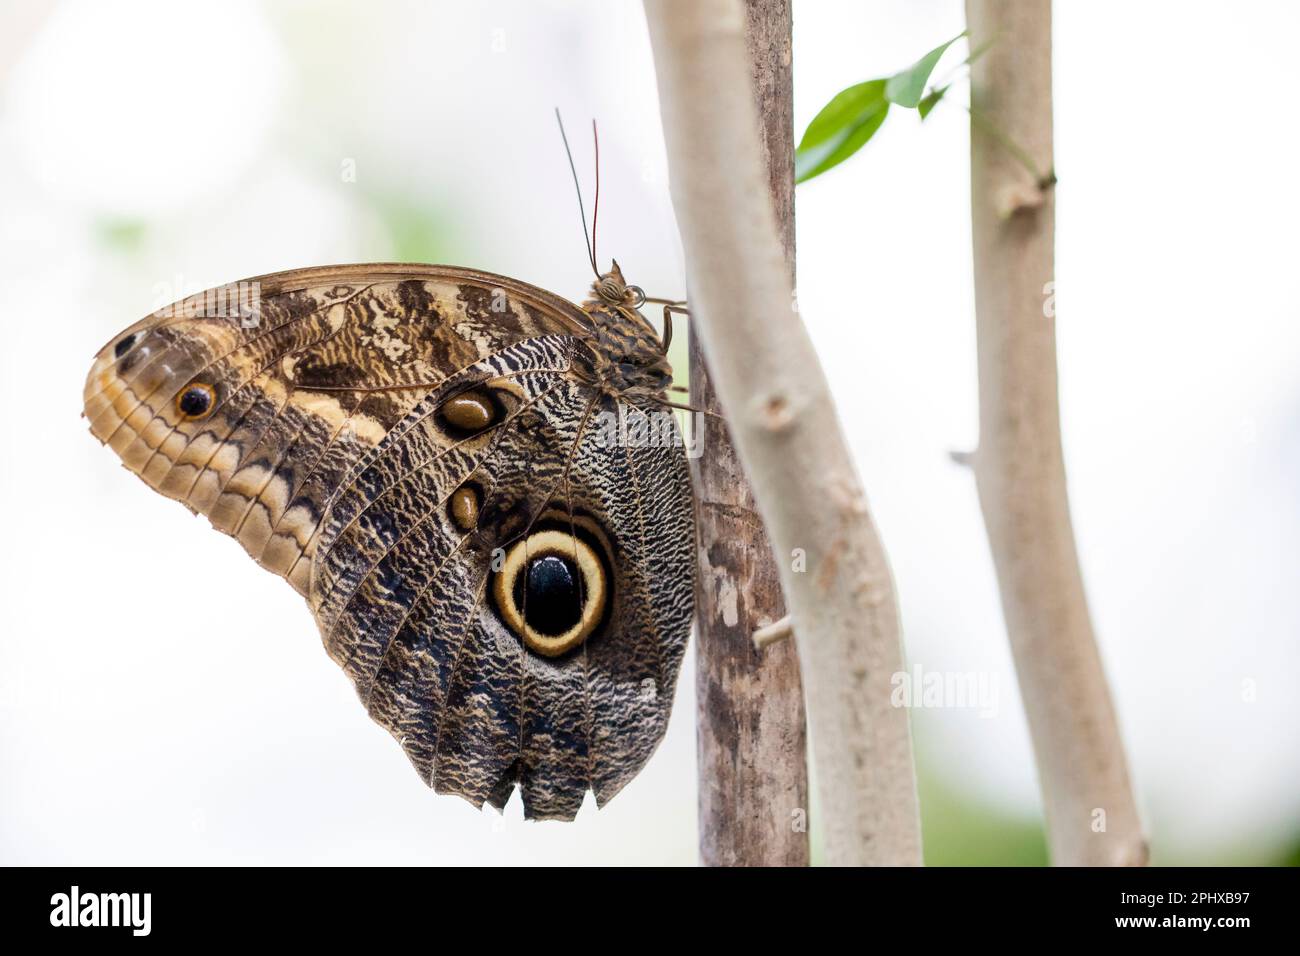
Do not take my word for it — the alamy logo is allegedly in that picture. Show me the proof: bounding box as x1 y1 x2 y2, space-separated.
151 277 262 327
592 405 704 459
49 886 151 937
890 664 1000 717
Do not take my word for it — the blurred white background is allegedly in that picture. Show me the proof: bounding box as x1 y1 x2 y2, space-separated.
0 0 1296 865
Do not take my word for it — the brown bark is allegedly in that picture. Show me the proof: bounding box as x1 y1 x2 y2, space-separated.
646 0 922 866
965 0 1147 865
689 0 810 868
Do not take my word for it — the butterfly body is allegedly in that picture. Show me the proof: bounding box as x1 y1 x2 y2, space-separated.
85 262 694 819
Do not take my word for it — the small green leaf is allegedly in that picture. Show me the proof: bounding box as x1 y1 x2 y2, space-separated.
795 79 890 183
917 84 950 120
884 31 966 108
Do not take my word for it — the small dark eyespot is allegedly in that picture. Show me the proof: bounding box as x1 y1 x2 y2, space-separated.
114 334 137 358
448 484 482 532
177 384 214 419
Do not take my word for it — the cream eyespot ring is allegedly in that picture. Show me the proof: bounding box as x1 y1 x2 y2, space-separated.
491 528 608 658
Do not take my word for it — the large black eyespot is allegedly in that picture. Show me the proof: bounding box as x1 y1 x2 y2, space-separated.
490 519 612 658
176 383 214 420
513 554 582 636
114 333 137 358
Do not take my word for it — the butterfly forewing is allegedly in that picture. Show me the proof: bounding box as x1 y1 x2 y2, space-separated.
85 266 587 592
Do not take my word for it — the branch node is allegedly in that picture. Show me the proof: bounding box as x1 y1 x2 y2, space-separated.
996 179 1045 219
757 391 795 432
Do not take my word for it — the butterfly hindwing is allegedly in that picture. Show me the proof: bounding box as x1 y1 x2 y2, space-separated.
320 375 694 817
568 409 695 806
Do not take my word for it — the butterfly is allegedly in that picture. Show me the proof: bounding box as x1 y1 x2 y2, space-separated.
83 257 696 819
82 123 698 821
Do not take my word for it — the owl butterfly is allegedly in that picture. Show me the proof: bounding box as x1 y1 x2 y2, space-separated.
83 257 695 820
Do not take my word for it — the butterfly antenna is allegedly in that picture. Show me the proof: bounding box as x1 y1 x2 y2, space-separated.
591 119 600 273
554 108 599 278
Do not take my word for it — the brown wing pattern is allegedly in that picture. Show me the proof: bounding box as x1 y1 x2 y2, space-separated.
84 263 695 819
84 265 588 594
311 334 693 818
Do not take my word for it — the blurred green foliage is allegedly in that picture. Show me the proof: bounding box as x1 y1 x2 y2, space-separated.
95 217 148 253
917 762 1049 866
368 192 456 264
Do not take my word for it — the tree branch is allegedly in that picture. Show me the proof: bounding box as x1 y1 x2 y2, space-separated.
752 614 793 650
689 0 810 868
644 0 922 866
965 0 1147 866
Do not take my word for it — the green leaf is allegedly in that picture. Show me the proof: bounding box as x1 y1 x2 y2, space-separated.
795 79 890 183
884 31 966 108
917 84 950 120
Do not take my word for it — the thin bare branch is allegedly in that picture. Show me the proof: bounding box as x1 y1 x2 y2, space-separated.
965 0 1147 866
645 0 922 866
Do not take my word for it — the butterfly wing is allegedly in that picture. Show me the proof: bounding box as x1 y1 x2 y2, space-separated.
85 264 695 818
84 264 590 594
314 345 694 818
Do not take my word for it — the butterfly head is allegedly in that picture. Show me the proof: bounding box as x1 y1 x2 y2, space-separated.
582 260 674 397
591 259 643 310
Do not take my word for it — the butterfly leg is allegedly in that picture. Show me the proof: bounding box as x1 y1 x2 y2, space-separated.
642 296 689 356
659 303 689 355
637 300 730 423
